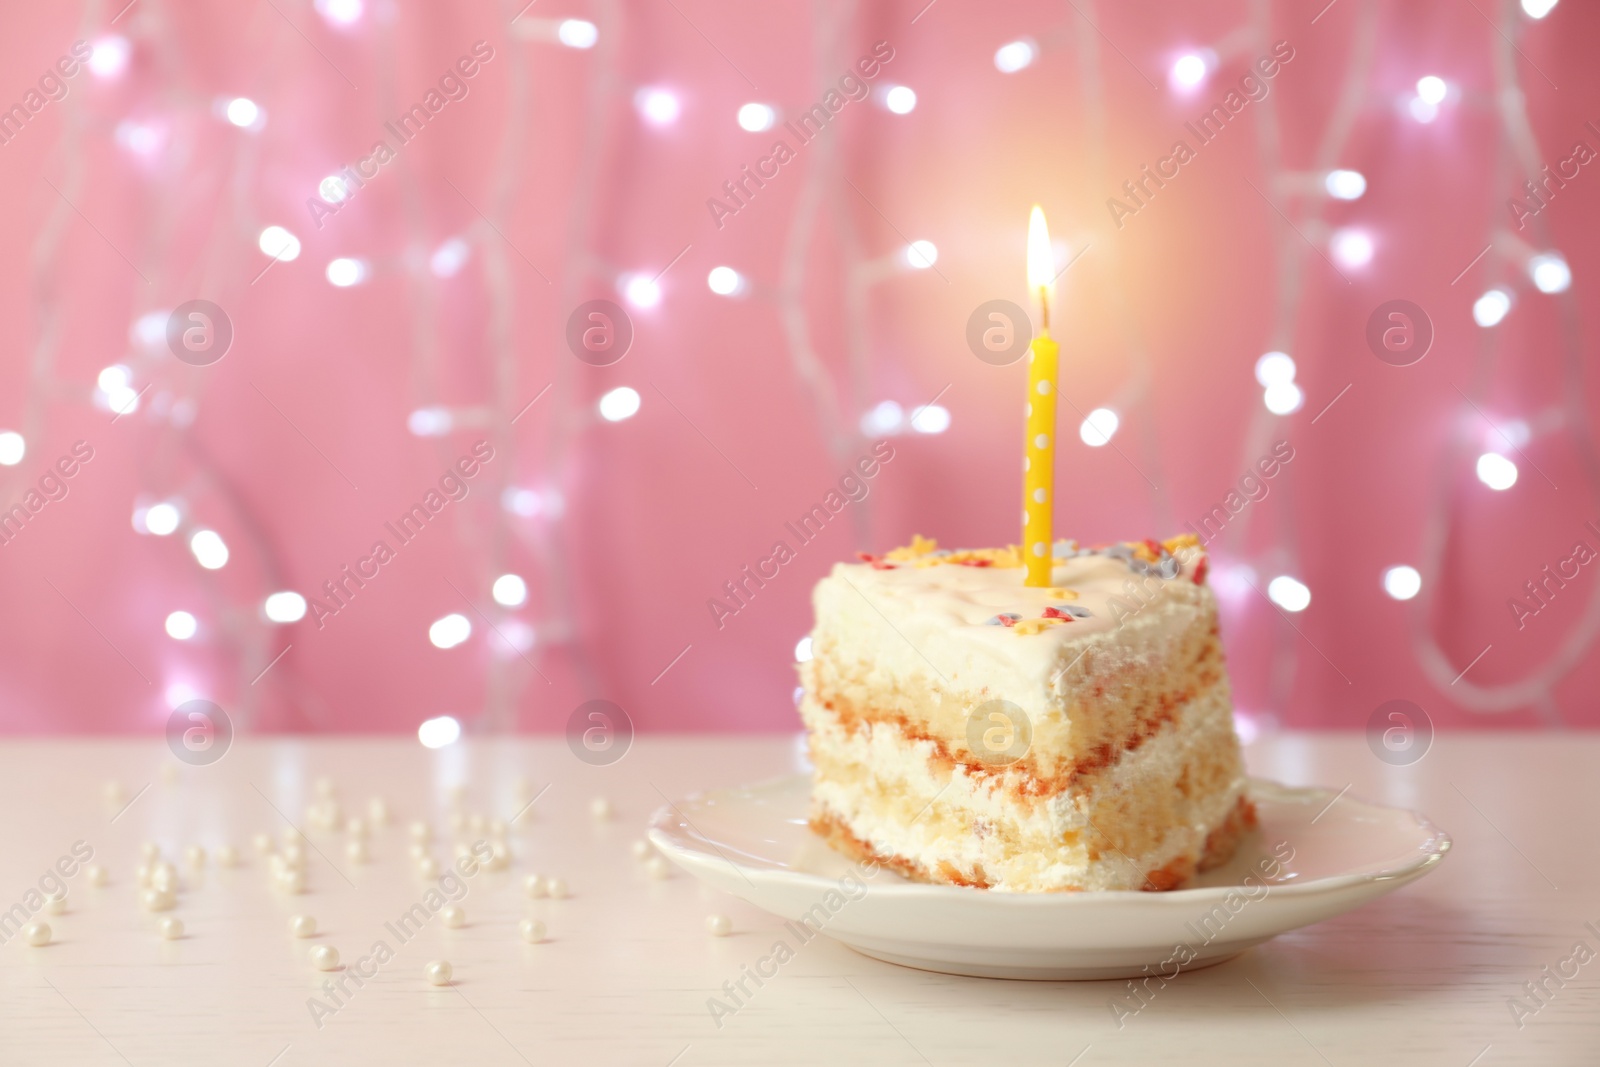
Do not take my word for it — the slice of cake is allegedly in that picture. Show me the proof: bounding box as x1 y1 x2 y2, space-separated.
798 534 1253 893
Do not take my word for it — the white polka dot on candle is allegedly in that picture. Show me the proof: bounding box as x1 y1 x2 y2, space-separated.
1033 542 1048 557
1036 379 1052 394
1033 488 1047 503
1035 433 1049 450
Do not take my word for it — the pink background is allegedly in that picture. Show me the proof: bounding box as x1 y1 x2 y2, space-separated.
0 0 1594 736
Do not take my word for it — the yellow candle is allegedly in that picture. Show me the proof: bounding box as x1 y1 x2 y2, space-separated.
1023 205 1057 586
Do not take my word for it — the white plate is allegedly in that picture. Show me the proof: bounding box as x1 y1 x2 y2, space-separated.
649 775 1451 980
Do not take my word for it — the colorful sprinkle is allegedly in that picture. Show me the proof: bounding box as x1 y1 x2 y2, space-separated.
985 613 1021 627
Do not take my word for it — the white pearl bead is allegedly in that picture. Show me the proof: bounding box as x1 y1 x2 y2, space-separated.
454 843 472 861
140 842 161 862
87 864 109 886
46 895 67 915
158 917 184 940
102 780 126 804
215 845 240 867
253 832 275 854
368 797 389 824
518 918 545 944
24 921 50 946
426 960 452 986
408 820 431 843
310 945 339 971
544 877 568 899
281 826 300 846
417 858 440 879
590 797 613 820
345 840 370 863
706 914 732 937
347 817 368 837
440 905 465 928
281 842 307 868
141 888 176 912
488 819 507 839
468 813 486 834
289 915 316 938
645 856 672 880
524 874 546 899
630 840 653 861
151 865 178 893
135 862 153 887
489 841 510 870
185 845 206 868
280 869 306 894
315 776 336 798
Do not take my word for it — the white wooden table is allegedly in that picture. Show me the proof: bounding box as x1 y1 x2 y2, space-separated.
0 734 1593 1066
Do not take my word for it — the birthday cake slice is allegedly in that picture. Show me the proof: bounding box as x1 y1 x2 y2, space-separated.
798 534 1253 893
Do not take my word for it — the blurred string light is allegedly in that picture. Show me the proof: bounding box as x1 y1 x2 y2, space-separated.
165 611 198 641
1267 575 1311 612
1383 565 1422 601
904 240 938 269
88 37 130 79
1169 51 1213 91
883 85 916 114
910 404 950 434
598 386 641 422
258 226 301 262
313 0 363 25
860 400 904 436
1521 0 1559 16
97 364 141 415
737 103 776 132
319 176 350 204
1476 452 1518 490
993 39 1037 73
622 274 661 308
557 19 599 49
1324 169 1367 200
1330 228 1373 269
428 614 471 649
635 87 680 126
144 501 180 536
1528 252 1570 293
1079 407 1119 447
1409 75 1448 123
0 431 24 466
492 574 528 607
326 257 367 287
264 592 307 623
1255 351 1302 415
418 715 461 748
794 636 813 662
407 407 452 436
430 238 469 277
707 265 744 296
189 529 229 570
223 97 261 128
1472 288 1512 327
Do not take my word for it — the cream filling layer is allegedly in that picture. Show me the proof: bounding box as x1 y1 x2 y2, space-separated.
804 679 1246 892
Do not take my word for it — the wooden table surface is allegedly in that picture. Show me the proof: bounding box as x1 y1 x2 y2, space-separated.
0 733 1593 1066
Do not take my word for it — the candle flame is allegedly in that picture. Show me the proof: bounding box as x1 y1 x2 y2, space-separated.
1026 205 1053 295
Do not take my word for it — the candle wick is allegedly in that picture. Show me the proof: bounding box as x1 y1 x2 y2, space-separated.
1038 287 1050 332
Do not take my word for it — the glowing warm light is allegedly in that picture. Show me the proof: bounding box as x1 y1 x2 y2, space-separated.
326 258 367 287
224 98 260 128
598 386 641 422
737 103 776 132
430 238 469 277
407 408 453 437
622 274 661 308
910 404 951 434
1254 351 1296 387
1325 169 1367 200
319 176 350 204
106 386 140 416
1171 53 1208 88
145 502 180 536
258 226 301 262
132 310 168 350
1267 575 1311 612
905 240 938 269
314 0 364 24
165 611 198 641
884 85 917 114
1331 229 1374 268
1026 205 1053 296
994 40 1036 74
1521 0 1559 16
795 636 813 662
707 266 742 295
492 574 527 607
264 592 307 623
635 88 680 126
98 365 131 394
1409 97 1439 124
429 614 472 649
860 400 904 436
115 121 162 157
1416 76 1448 105
0 431 25 466
1473 288 1512 327
418 715 462 748
1079 408 1119 447
189 529 229 570
1476 452 1518 490
88 37 131 79
502 488 543 517
1529 253 1571 293
558 19 599 48
1383 565 1422 601
1264 381 1304 415
165 684 201 710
